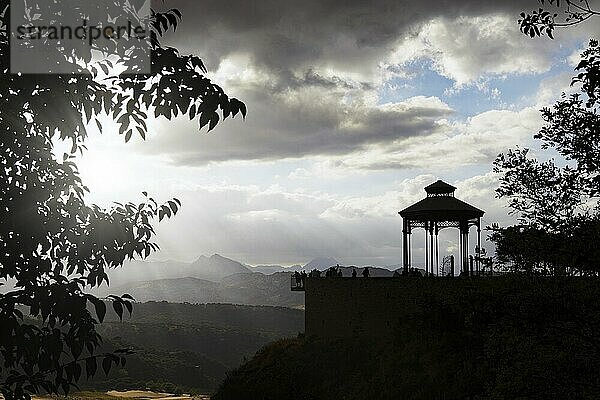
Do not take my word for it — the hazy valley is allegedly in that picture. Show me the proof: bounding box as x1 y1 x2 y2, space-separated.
96 254 403 308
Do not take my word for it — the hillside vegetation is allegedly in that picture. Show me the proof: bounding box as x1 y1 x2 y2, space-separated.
81 302 304 394
104 273 305 308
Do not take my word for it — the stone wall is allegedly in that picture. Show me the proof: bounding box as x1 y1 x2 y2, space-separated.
304 277 481 340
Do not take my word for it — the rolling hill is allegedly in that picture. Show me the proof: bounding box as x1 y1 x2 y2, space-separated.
103 272 306 308
85 302 304 394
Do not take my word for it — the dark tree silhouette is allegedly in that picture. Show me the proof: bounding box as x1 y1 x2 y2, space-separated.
0 1 246 399
493 5 599 273
489 217 600 275
519 0 600 38
495 40 599 226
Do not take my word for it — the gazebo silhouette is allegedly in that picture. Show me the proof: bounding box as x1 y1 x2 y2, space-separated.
399 180 484 276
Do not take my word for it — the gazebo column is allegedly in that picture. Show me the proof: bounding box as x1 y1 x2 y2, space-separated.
408 228 412 270
458 227 463 275
402 218 409 275
429 223 435 276
476 219 481 275
435 223 439 277
465 228 470 275
464 228 469 275
459 221 469 275
424 221 429 275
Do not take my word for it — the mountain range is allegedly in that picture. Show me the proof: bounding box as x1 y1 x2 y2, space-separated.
99 254 402 308
104 253 251 285
101 272 306 309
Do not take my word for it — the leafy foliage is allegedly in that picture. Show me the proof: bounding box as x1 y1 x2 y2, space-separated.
519 0 600 38
494 148 585 231
492 40 600 274
0 0 246 398
489 219 600 275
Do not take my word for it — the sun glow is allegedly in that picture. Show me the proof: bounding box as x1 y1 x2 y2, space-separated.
49 115 150 206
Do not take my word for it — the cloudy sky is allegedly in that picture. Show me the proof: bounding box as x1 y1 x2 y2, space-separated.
74 0 598 267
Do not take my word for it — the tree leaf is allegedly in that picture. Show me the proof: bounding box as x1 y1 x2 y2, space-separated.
112 301 124 321
102 357 111 376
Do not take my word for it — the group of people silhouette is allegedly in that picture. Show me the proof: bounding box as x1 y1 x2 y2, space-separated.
319 264 371 278
293 270 308 289
293 263 474 287
294 265 371 288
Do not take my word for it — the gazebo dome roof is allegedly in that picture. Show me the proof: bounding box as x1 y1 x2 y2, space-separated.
424 180 456 195
399 180 484 222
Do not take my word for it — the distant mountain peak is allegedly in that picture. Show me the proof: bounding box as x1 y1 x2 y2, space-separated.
190 253 251 281
303 257 339 270
194 254 209 262
194 253 238 263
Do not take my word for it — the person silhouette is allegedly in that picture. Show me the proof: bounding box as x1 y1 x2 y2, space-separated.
352 269 357 278
362 267 370 278
294 271 301 288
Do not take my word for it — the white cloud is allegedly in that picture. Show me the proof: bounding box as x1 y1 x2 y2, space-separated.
388 15 557 87
455 171 514 225
331 106 542 170
534 71 578 106
124 5 586 170
208 53 274 91
320 174 435 220
138 89 453 166
148 175 502 266
71 1 587 268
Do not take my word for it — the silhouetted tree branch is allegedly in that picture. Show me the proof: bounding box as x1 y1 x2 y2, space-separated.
519 0 600 38
0 1 246 399
495 1 600 273
493 38 599 274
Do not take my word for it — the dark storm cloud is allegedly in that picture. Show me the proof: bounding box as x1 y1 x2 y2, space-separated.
142 86 453 165
141 0 584 166
160 0 528 74
290 69 372 91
